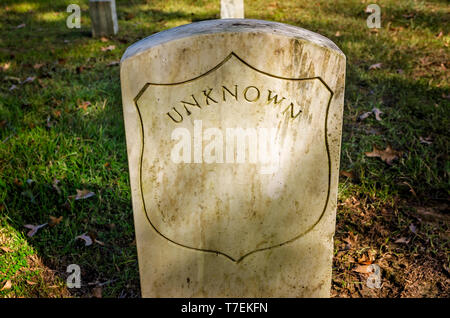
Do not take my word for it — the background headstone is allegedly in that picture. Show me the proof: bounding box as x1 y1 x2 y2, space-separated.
221 0 244 19
89 0 118 37
120 19 346 297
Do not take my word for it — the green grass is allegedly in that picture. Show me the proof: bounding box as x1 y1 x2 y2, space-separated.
0 0 449 297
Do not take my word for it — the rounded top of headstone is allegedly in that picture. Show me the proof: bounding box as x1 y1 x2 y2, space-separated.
121 19 344 63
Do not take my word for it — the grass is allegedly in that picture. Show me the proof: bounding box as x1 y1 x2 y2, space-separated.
0 0 449 297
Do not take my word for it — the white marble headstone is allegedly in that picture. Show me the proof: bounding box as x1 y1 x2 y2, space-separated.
221 0 244 19
120 19 345 297
89 0 118 37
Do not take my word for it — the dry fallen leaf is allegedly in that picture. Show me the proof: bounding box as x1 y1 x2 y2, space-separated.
353 264 372 273
335 31 341 37
395 237 410 244
372 107 383 121
409 223 418 234
78 101 91 111
339 170 354 179
101 45 115 52
75 189 95 200
23 223 47 237
369 63 382 70
26 280 37 285
92 286 102 298
76 233 93 246
125 13 135 21
107 61 120 67
16 23 26 29
1 280 12 291
365 145 402 165
21 76 36 84
0 62 11 72
343 232 358 249
402 13 415 19
100 36 109 42
49 216 63 227
419 136 433 145
358 252 375 265
0 246 13 253
357 111 372 121
33 63 45 70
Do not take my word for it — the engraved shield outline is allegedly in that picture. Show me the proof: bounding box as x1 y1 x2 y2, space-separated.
133 52 334 263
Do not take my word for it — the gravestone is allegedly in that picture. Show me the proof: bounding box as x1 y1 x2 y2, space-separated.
89 0 118 37
120 19 345 297
221 0 244 19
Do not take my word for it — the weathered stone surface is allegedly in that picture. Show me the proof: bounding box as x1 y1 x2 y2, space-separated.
89 0 118 37
221 0 244 19
120 19 345 297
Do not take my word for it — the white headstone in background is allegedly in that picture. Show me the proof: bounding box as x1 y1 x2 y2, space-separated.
89 0 118 37
120 19 346 297
221 0 244 19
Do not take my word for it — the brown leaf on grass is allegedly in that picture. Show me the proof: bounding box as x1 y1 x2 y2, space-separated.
13 178 23 187
419 136 433 145
369 63 382 70
401 181 417 197
23 223 47 237
49 216 63 227
26 280 37 285
76 233 93 246
436 31 443 39
92 287 102 298
365 145 402 165
358 252 375 265
38 79 46 88
1 280 12 290
353 264 372 274
101 45 115 52
403 13 415 19
57 58 67 65
343 232 358 249
100 36 109 42
78 101 91 111
0 246 13 253
409 223 418 234
107 61 119 67
125 13 135 21
372 107 383 121
21 76 36 84
33 63 45 70
335 31 341 37
74 189 95 200
53 110 62 118
339 170 354 179
0 62 11 72
357 111 372 121
395 237 410 244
